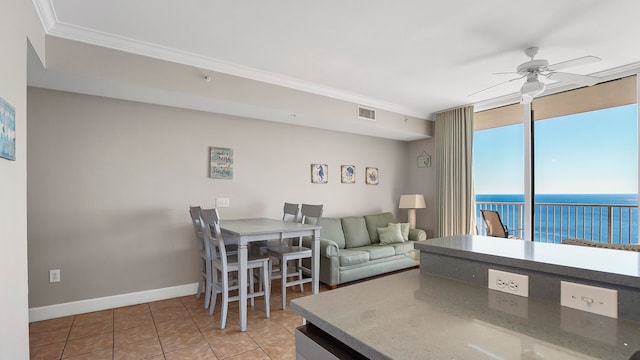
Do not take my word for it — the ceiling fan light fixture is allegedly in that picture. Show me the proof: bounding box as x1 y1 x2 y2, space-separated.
521 78 545 97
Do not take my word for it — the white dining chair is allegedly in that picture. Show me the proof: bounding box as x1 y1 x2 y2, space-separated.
265 203 323 309
199 208 271 329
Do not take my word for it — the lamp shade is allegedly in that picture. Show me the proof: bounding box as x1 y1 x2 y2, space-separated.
399 194 426 209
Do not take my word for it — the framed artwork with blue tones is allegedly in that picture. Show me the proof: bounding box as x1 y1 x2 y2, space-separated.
341 165 355 183
311 164 328 183
366 167 379 185
209 147 233 179
0 97 15 161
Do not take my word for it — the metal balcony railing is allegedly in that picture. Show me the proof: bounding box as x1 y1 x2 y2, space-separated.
476 201 638 244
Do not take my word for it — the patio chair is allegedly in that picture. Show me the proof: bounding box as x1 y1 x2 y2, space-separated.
480 210 515 238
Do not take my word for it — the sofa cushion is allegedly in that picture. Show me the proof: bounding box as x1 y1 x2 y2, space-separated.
364 212 397 243
390 222 411 241
339 249 370 266
378 223 405 245
342 217 371 248
388 241 415 255
317 217 346 249
358 245 397 260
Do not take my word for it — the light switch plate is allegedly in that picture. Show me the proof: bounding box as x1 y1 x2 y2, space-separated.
215 197 230 208
560 281 618 318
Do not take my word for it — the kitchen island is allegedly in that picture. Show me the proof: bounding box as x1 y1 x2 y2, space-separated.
291 236 640 359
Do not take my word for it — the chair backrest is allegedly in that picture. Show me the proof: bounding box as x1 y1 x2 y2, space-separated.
199 208 227 263
283 203 300 222
189 206 205 252
481 210 508 238
300 204 323 225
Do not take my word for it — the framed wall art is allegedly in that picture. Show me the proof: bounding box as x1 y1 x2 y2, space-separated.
209 147 233 179
341 165 356 183
311 164 328 183
0 97 16 161
417 151 431 168
365 167 379 185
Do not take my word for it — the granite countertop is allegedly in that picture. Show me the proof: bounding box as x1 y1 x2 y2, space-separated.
291 270 640 360
415 235 640 289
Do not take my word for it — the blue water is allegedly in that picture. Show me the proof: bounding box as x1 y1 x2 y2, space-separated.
476 194 638 244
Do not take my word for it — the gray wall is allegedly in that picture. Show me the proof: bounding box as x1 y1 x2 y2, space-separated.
27 87 430 307
406 138 437 236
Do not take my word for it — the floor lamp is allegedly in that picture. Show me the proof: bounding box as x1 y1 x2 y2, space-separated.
399 194 426 229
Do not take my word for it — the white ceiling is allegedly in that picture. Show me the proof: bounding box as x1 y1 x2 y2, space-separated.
31 0 640 139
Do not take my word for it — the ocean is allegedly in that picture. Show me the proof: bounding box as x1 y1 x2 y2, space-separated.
476 194 638 244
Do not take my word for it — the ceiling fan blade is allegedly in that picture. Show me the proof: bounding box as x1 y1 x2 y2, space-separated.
546 56 600 71
469 75 526 97
546 72 600 86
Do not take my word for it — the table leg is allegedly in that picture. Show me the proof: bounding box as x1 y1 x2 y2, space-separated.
312 229 320 294
238 243 248 331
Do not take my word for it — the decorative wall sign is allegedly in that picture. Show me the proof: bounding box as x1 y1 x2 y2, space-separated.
209 147 233 179
417 151 431 168
341 165 356 183
311 164 328 183
365 167 379 185
0 97 16 161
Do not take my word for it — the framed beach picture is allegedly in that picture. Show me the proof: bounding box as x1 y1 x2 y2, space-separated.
341 165 356 183
365 167 379 185
311 164 328 183
209 147 233 179
0 97 16 161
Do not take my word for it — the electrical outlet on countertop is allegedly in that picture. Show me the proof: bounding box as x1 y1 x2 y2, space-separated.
488 269 529 297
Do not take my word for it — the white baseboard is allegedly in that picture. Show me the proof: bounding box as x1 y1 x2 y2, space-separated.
29 282 199 322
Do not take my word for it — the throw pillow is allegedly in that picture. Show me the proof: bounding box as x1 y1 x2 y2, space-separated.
378 223 405 245
391 222 410 241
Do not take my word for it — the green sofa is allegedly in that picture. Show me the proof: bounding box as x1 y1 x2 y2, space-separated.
301 212 426 288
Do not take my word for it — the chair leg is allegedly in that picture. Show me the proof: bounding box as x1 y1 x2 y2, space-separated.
196 275 204 299
297 259 304 292
204 260 212 309
263 260 270 318
209 268 218 316
249 268 255 308
281 257 287 310
220 272 229 329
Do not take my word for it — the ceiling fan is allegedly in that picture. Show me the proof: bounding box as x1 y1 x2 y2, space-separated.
471 47 602 104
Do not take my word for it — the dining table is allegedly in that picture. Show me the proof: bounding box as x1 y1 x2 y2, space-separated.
218 218 322 331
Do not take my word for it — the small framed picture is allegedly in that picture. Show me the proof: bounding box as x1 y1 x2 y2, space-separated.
0 97 16 161
365 167 379 185
311 164 328 183
209 147 233 179
417 151 431 168
341 165 356 183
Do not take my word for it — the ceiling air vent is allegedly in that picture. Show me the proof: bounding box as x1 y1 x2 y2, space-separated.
358 106 376 121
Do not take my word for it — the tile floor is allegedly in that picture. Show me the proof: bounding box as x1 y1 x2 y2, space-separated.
29 281 326 360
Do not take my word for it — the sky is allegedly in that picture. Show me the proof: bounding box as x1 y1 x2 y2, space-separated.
473 104 638 194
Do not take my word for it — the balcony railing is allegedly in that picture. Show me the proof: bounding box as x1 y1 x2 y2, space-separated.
476 201 638 244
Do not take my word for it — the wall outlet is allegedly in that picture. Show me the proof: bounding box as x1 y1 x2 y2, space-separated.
560 281 618 318
215 197 230 208
488 269 529 297
49 269 61 283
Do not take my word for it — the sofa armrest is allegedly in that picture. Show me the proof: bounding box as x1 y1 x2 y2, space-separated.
301 237 340 258
409 228 427 241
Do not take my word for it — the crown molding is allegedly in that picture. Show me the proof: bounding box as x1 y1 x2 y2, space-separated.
32 0 57 32
31 1 428 119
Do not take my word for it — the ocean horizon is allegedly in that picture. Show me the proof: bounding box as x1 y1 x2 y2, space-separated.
476 193 638 244
476 193 638 205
